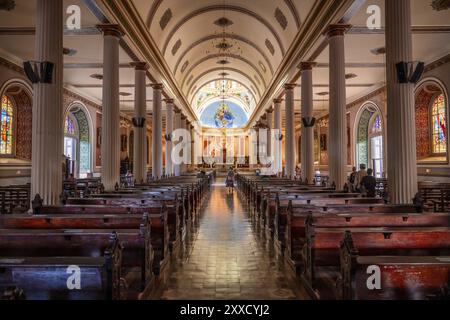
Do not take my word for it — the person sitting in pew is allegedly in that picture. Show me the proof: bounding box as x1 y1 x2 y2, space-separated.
360 168 377 198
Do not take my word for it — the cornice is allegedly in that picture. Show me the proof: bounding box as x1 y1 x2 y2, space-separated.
100 0 197 123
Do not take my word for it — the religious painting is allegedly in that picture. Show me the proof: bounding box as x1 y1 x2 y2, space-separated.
320 134 327 151
200 100 248 129
121 134 128 152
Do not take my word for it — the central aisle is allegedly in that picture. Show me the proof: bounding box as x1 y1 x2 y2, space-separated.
160 178 309 300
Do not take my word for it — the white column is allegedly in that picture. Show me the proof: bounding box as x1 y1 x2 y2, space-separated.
249 129 257 168
98 24 123 191
385 0 418 204
180 115 187 173
164 99 174 176
273 99 282 174
151 84 163 179
131 62 148 183
266 108 273 164
300 62 316 183
31 0 63 205
173 109 181 176
326 24 350 189
284 84 296 179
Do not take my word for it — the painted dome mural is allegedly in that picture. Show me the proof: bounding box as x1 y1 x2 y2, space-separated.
200 100 248 129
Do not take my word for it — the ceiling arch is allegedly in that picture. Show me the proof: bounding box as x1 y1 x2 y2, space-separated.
146 0 302 32
186 67 262 99
173 33 275 75
180 53 267 90
161 5 286 56
190 77 257 107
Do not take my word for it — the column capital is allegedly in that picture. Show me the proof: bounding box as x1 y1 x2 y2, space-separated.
324 24 352 38
273 98 283 104
164 98 174 104
266 107 274 113
284 83 296 91
299 61 317 71
130 61 149 71
96 24 125 38
174 106 181 113
151 83 163 90
181 114 187 120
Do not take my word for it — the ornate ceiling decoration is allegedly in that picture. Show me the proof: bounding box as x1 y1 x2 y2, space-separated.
431 0 450 11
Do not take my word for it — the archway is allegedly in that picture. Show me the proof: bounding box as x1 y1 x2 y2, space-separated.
415 78 448 163
0 80 33 161
355 102 385 178
63 103 92 177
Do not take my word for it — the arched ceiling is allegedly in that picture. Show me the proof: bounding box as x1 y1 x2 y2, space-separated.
131 0 316 121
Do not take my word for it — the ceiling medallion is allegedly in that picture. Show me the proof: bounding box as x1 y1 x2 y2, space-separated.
431 0 450 11
214 17 233 28
217 59 230 65
90 74 103 80
218 72 229 77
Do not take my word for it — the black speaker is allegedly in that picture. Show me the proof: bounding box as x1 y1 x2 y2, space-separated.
41 61 54 83
396 62 408 83
409 62 425 84
23 61 40 84
302 117 316 128
132 117 146 128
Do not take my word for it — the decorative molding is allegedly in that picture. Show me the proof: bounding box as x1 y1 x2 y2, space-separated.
186 67 262 99
265 39 275 55
161 5 286 56
299 61 317 71
275 8 288 30
151 83 163 90
180 60 189 73
172 33 274 75
180 53 267 89
324 24 352 37
424 53 450 72
171 39 182 56
145 0 164 27
159 8 172 30
96 24 125 38
284 0 301 29
130 61 149 70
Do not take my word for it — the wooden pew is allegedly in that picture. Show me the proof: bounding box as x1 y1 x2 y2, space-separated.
339 231 450 300
0 230 122 300
0 185 31 214
303 226 450 299
31 200 170 292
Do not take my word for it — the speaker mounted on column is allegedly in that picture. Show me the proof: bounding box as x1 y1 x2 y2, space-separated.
132 117 146 128
302 117 316 128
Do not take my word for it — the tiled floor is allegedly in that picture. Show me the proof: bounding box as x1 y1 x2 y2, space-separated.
159 179 310 300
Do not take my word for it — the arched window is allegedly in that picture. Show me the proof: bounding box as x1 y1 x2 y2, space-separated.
1 95 14 155
431 94 447 155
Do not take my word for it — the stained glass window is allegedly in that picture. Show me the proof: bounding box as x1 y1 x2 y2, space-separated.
65 115 75 135
431 94 447 154
1 95 14 155
371 115 382 134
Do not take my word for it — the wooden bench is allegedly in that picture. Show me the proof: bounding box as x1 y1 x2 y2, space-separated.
0 230 122 300
340 231 450 300
303 226 450 299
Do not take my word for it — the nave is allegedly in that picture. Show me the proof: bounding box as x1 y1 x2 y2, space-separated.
158 178 308 300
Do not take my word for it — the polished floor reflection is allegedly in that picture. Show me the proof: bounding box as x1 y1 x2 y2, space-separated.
159 179 309 300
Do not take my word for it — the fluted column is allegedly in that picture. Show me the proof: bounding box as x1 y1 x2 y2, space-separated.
98 24 123 190
190 124 195 168
273 99 282 174
326 24 350 189
164 99 174 176
31 0 63 205
284 84 296 179
151 84 163 179
131 62 148 183
266 108 273 166
173 108 182 176
300 62 316 183
249 129 257 168
386 0 417 204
